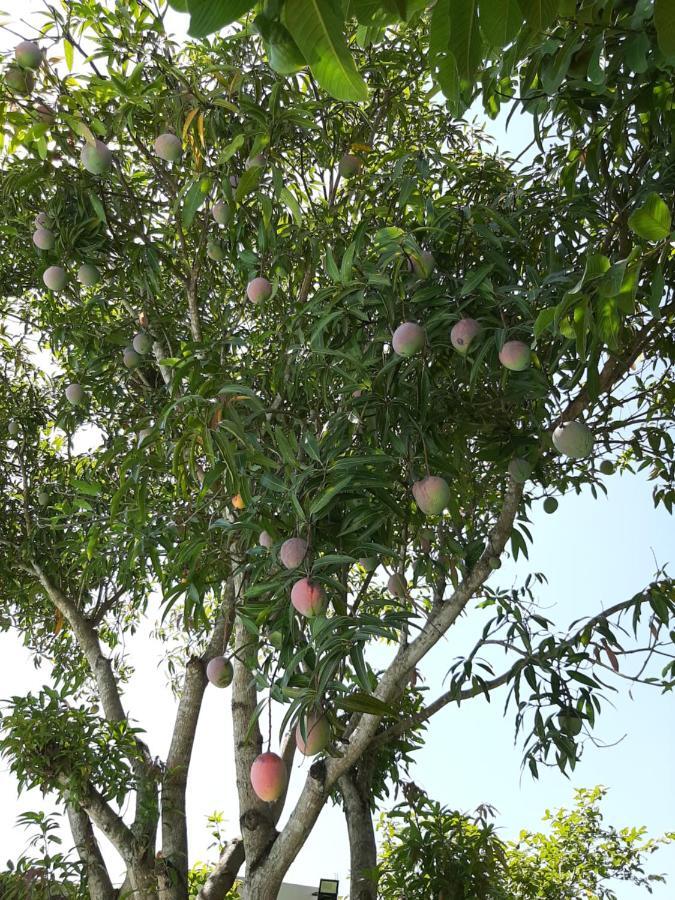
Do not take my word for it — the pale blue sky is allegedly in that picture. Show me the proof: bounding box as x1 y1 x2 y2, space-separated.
1 4 673 895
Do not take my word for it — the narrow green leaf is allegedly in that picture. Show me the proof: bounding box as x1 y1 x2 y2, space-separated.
325 247 341 282
595 295 621 350
280 185 303 225
649 263 665 316
218 132 245 164
283 0 368 102
64 39 74 71
309 477 354 517
88 191 107 224
533 307 556 341
336 691 395 716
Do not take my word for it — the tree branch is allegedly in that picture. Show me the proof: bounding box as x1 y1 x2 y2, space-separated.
196 838 245 900
375 584 670 746
561 304 675 423
60 778 135 865
28 563 160 852
29 562 127 723
245 479 524 895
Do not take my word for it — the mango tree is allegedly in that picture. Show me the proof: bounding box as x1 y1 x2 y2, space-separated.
0 2 674 900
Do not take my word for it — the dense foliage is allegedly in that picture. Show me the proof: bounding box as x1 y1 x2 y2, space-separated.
169 0 675 116
377 786 674 899
0 1 673 898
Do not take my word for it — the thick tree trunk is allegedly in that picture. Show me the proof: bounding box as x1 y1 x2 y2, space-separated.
340 769 378 900
161 656 208 899
231 620 280 897
116 864 160 900
66 803 116 900
160 584 236 899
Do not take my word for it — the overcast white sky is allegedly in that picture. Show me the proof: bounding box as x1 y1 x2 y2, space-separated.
1 3 673 897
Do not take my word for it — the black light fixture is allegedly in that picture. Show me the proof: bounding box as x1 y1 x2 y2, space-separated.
316 877 339 899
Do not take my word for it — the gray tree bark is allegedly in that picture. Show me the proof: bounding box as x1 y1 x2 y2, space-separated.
66 803 116 900
339 770 378 900
231 619 281 900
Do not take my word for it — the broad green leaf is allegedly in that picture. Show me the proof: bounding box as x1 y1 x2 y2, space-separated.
62 114 96 145
182 176 211 227
628 193 672 242
167 0 188 9
519 0 559 31
71 479 102 497
349 0 405 26
540 34 577 94
448 0 483 80
479 0 523 47
655 0 675 58
595 295 621 350
234 165 263 203
255 14 306 74
624 32 650 74
218 132 245 164
187 0 255 38
533 306 556 341
282 0 368 102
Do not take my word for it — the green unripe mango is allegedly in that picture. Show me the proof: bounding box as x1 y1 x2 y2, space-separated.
543 496 558 514
132 332 152 354
15 41 43 70
211 201 230 226
77 264 100 287
207 240 225 261
508 458 532 483
80 140 113 175
123 347 141 369
6 65 35 94
154 132 182 162
43 266 67 291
